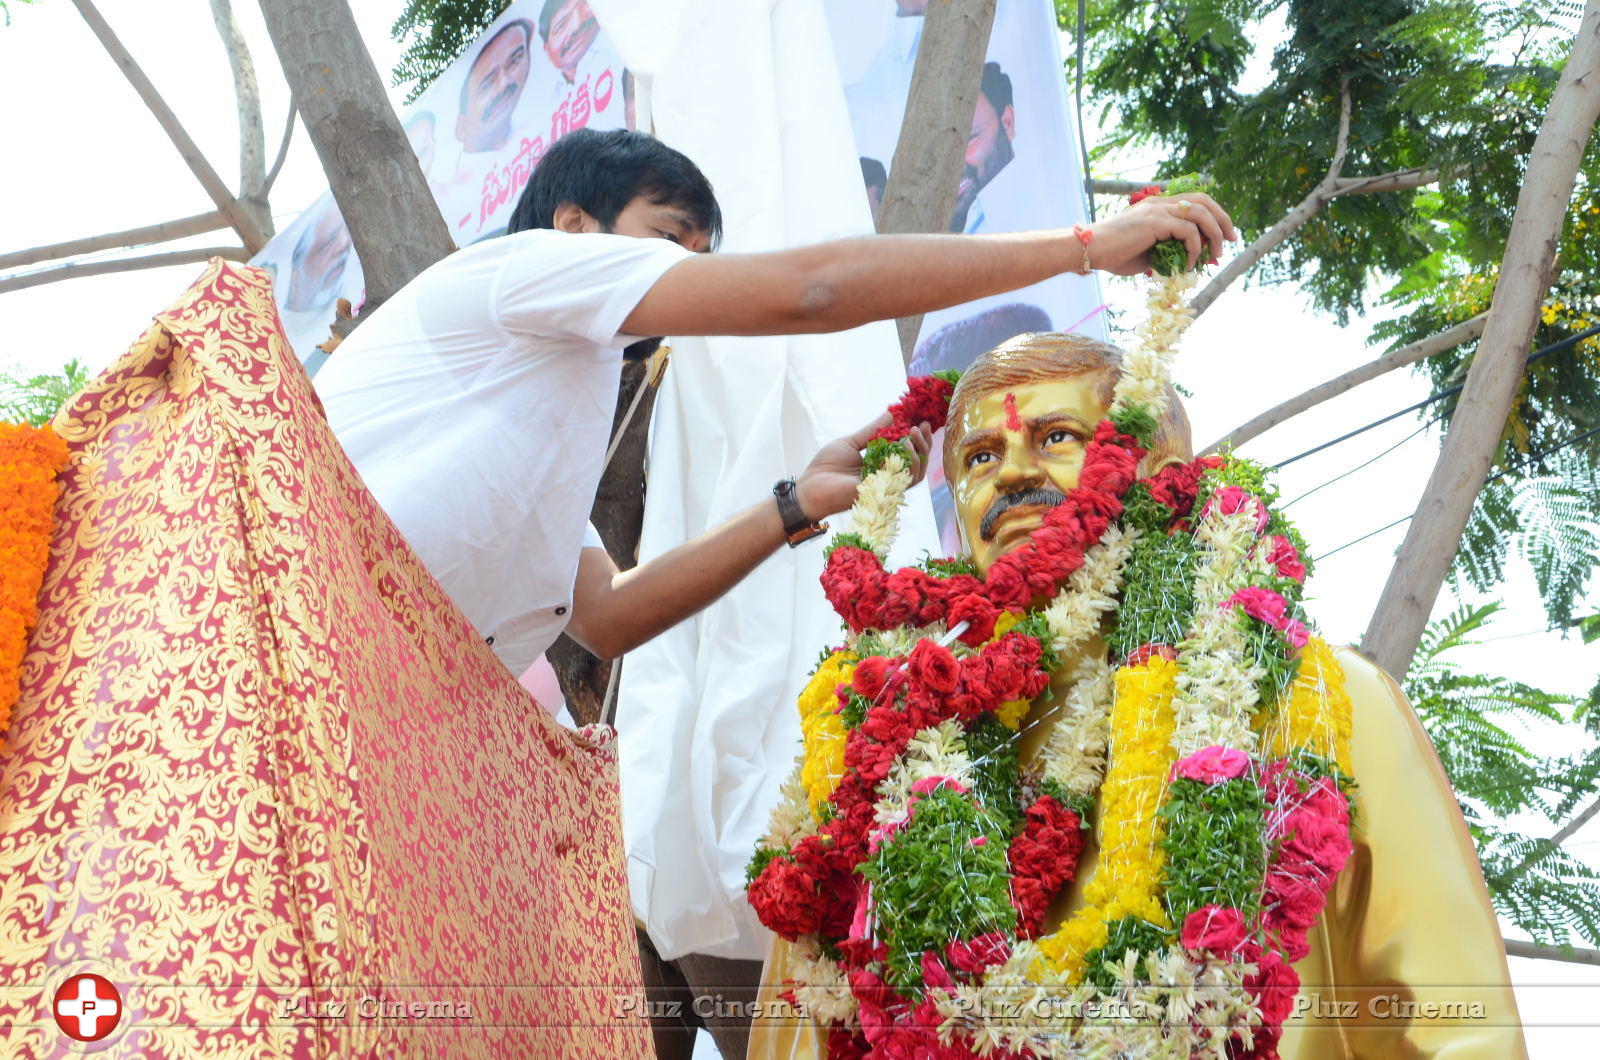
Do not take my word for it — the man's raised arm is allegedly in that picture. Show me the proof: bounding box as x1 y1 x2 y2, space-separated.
622 193 1236 339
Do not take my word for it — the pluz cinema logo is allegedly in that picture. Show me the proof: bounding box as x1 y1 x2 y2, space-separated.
52 972 122 1042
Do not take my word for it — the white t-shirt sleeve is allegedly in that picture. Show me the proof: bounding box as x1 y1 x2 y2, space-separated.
494 230 692 348
581 521 606 552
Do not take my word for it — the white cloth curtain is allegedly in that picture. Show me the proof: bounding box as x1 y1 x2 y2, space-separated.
591 0 941 960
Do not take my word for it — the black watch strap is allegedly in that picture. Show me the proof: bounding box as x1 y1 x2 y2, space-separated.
774 478 828 547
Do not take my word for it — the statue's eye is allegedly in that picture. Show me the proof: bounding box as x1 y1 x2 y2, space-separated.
967 451 997 469
1044 428 1074 447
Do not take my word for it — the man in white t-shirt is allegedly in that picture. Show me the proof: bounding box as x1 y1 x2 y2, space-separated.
314 127 1235 1059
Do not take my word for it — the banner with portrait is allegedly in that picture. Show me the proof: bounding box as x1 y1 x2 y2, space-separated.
825 0 1104 552
250 0 633 372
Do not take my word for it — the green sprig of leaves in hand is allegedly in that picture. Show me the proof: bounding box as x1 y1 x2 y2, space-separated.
1149 173 1214 277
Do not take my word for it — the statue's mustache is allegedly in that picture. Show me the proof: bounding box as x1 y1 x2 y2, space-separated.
979 487 1067 542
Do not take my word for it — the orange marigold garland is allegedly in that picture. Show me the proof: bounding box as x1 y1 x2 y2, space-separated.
0 422 68 734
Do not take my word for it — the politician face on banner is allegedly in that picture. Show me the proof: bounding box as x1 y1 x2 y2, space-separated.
286 199 353 314
952 61 1016 233
405 112 437 178
456 19 534 153
539 0 600 84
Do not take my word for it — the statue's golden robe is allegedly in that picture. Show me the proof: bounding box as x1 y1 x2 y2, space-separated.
750 647 1528 1059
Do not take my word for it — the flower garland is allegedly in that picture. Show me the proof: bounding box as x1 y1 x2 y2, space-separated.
749 245 1357 1058
0 423 68 736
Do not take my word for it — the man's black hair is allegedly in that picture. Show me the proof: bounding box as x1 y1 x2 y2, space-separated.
860 156 887 194
508 128 723 246
538 0 575 40
979 61 1013 115
458 19 534 112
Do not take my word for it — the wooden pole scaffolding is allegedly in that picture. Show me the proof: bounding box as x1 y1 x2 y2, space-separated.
70 0 269 254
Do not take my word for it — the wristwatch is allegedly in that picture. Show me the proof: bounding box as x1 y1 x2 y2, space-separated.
774 478 829 548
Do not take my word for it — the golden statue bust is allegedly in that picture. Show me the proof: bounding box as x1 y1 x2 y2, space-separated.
748 333 1527 1060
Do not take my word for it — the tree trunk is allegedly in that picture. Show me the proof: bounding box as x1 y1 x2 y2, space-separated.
257 0 453 324
875 0 998 363
209 0 272 238
547 355 665 725
1360 0 1600 679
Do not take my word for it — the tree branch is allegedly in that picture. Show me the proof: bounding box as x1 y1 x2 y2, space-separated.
0 247 247 295
258 0 453 323
1504 938 1600 966
1498 793 1600 886
1201 313 1489 454
1549 793 1600 848
1192 81 1353 318
70 0 269 253
263 102 296 196
208 0 270 238
1331 167 1440 195
0 212 227 271
1327 77 1355 181
1088 178 1167 197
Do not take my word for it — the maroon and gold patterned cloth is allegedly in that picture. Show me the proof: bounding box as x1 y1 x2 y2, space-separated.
0 260 651 1058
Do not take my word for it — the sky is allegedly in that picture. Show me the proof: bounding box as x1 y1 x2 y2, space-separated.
0 0 1596 1054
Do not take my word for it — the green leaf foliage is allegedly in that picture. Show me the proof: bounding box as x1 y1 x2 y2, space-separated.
393 0 511 100
1109 531 1198 658
1 359 88 428
861 786 1016 995
1406 603 1600 945
1160 776 1271 922
1082 916 1174 991
965 713 1025 838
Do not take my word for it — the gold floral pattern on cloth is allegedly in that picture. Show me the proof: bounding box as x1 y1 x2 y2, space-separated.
0 260 651 1058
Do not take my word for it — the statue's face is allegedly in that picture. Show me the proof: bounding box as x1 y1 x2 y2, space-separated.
948 372 1108 574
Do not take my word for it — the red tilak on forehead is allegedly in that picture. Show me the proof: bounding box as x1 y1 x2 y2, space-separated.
1003 392 1022 432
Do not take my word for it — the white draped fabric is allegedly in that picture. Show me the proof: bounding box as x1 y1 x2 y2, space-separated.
590 0 941 961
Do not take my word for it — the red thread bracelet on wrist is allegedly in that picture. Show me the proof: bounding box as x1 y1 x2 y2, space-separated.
1072 223 1093 275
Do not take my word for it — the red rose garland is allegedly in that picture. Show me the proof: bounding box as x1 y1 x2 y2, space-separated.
1008 795 1085 938
824 421 1145 634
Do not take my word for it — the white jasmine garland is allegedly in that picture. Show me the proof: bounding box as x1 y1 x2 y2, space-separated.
932 942 1256 1060
874 719 974 830
847 454 912 559
763 759 817 851
848 620 956 661
1043 525 1141 657
1170 508 1264 756
1039 655 1116 799
787 935 858 1026
1112 271 1197 419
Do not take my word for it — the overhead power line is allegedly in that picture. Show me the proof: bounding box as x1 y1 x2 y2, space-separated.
1312 423 1600 562
1273 322 1600 470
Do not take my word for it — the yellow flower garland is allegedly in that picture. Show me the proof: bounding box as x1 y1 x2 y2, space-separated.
799 650 857 818
1256 636 1354 775
0 422 68 735
1037 654 1179 980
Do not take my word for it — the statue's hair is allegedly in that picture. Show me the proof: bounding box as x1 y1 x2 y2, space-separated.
942 332 1193 475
